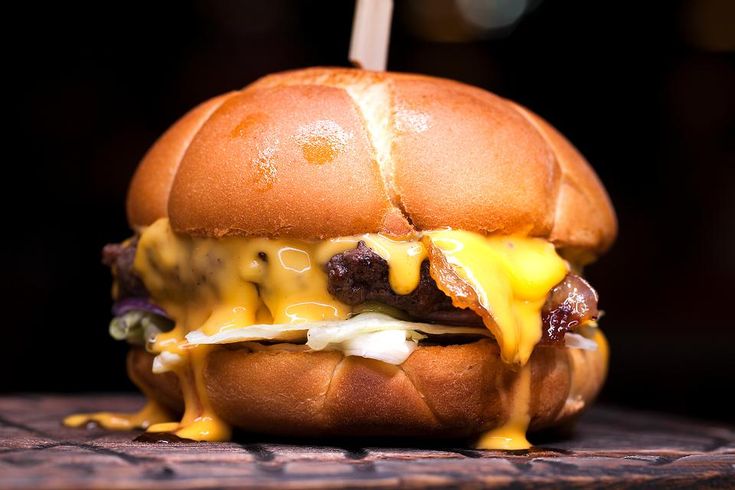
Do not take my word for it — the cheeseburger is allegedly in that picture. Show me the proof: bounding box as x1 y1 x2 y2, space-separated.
65 68 615 449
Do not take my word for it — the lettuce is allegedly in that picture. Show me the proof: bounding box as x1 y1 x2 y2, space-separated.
185 312 489 365
109 310 172 345
332 329 424 364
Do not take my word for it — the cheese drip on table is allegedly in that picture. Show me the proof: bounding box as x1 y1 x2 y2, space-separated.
67 218 572 448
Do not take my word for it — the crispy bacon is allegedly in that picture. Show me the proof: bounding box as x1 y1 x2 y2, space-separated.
541 274 599 344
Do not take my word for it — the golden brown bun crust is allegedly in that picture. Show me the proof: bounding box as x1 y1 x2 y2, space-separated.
128 339 607 438
127 68 616 253
126 92 236 230
126 348 182 414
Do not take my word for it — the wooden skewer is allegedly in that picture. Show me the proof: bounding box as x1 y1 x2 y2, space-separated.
349 0 394 71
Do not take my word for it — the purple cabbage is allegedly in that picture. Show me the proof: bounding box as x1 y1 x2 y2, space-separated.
112 297 169 319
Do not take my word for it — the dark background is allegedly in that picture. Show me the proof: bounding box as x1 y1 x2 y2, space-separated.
4 1 734 423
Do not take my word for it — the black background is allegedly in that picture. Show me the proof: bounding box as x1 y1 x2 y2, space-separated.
4 1 734 423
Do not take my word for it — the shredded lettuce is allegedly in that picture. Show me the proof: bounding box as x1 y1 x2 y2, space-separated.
109 310 172 345
305 317 426 364
185 312 488 346
184 312 489 364
336 329 424 364
185 322 308 345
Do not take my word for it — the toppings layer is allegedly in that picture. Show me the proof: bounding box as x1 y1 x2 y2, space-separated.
104 225 601 352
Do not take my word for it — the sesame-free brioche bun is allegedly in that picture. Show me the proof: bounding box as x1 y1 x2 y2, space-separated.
128 336 607 438
127 68 616 255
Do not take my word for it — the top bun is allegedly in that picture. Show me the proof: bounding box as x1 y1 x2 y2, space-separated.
127 68 616 254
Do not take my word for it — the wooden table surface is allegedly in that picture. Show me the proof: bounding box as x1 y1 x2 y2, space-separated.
1 394 733 489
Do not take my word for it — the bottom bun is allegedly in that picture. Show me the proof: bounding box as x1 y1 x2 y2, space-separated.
128 337 607 438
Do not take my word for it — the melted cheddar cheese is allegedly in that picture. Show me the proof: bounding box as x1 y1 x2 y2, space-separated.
476 362 532 450
63 397 173 431
68 218 581 449
425 230 569 365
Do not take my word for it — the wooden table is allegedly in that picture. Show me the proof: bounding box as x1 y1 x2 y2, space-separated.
1 395 733 489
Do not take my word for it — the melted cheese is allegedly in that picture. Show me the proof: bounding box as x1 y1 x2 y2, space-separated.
69 218 577 446
314 234 426 295
475 363 532 450
360 235 427 294
145 345 231 441
425 230 568 365
63 398 173 431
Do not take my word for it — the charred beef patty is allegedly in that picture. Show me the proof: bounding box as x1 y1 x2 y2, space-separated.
325 242 482 325
104 239 599 345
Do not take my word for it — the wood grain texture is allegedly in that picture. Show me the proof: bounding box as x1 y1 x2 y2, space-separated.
0 395 733 489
